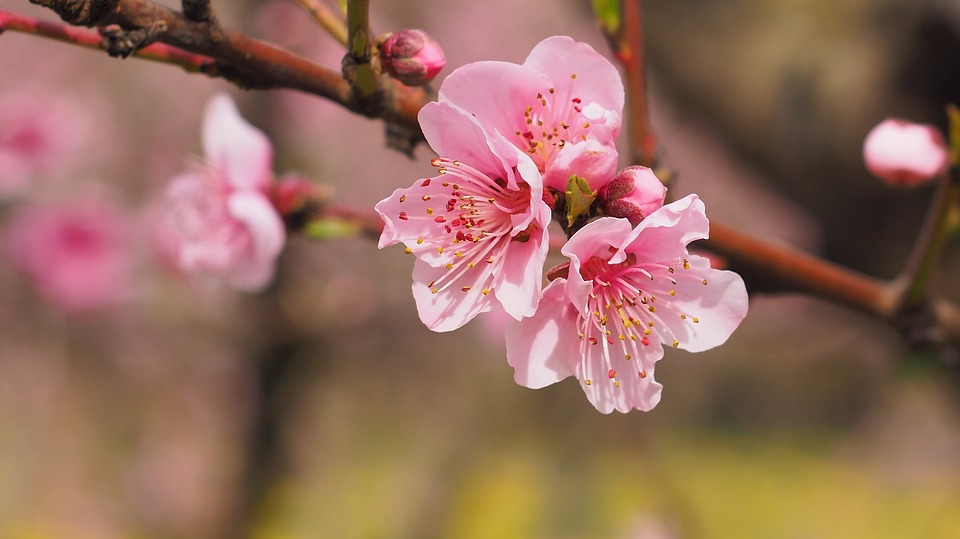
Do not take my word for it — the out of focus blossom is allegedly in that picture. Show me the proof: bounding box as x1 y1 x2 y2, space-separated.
439 35 623 191
156 94 285 292
5 196 133 313
863 119 949 186
379 29 446 86
506 196 748 413
599 166 667 226
0 89 90 197
376 101 551 331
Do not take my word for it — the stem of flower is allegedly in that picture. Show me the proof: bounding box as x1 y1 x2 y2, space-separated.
896 167 960 311
345 0 378 98
294 0 349 47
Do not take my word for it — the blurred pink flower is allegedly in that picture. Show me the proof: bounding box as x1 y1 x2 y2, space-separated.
156 94 285 291
5 197 132 313
376 101 551 331
438 35 623 191
0 89 90 197
863 119 949 186
598 166 667 226
506 196 749 413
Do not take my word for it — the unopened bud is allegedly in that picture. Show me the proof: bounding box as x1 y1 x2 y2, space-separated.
863 119 948 187
598 166 666 226
270 175 320 229
379 29 446 86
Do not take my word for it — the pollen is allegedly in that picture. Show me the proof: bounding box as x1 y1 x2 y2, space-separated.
702 279 709 285
672 340 679 348
670 290 677 296
584 379 592 385
422 194 431 201
461 286 471 292
482 288 490 296
416 238 423 244
399 194 406 202
404 248 412 254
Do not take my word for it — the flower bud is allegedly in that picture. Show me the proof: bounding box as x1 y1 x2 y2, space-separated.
598 166 666 226
379 29 446 86
863 119 949 187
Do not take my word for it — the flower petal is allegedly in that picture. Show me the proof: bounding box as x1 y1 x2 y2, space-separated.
523 36 624 132
506 280 579 388
660 255 749 352
411 258 497 331
540 137 619 192
225 191 286 291
494 215 549 320
622 195 708 264
203 94 274 191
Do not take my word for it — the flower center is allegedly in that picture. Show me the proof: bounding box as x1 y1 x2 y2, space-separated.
395 157 533 297
511 75 593 170
575 253 707 388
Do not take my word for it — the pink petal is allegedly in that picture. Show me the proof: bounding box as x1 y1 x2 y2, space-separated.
522 36 624 133
505 280 579 388
225 191 286 291
203 94 274 191
622 195 708 264
662 255 749 352
438 61 555 144
411 258 497 332
540 137 619 191
577 353 663 414
493 218 549 320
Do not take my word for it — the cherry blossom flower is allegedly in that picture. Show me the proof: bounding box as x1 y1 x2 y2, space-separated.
438 35 623 191
506 195 749 413
376 101 551 331
155 94 285 292
863 119 949 186
5 196 133 313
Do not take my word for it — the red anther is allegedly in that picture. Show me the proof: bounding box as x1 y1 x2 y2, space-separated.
421 179 431 187
522 131 535 140
639 371 647 379
572 97 582 104
587 337 598 345
434 216 446 223
641 337 650 346
608 369 616 379
398 212 409 221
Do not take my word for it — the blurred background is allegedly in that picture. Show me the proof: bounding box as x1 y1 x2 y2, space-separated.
1 0 960 537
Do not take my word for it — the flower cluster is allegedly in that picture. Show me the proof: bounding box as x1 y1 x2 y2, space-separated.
377 37 749 413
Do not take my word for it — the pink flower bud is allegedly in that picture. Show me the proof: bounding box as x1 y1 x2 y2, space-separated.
598 166 667 226
863 119 949 186
379 29 446 86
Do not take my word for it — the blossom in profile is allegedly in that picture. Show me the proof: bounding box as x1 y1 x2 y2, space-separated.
863 119 949 186
156 94 285 291
506 196 749 413
376 101 551 331
438 35 623 191
5 196 133 313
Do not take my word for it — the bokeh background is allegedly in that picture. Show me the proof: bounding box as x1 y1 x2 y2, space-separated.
1 0 960 537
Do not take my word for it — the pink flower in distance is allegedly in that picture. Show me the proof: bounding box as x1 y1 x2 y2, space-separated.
0 89 91 198
156 94 285 291
376 101 551 332
506 196 749 413
5 197 132 313
863 119 949 186
439 36 623 191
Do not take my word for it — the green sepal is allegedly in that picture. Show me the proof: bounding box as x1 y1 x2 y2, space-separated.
305 219 359 240
592 0 622 35
565 175 597 228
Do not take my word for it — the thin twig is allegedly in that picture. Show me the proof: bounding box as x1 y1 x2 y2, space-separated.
0 9 217 73
294 0 348 47
608 0 657 168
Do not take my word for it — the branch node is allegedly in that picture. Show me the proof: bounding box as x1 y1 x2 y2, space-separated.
99 19 167 58
29 0 117 26
182 0 214 23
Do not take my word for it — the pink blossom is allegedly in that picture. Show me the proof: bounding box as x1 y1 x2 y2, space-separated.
863 119 949 186
380 29 446 86
5 197 132 313
599 166 667 226
438 36 623 191
156 94 285 291
376 101 551 331
506 196 749 413
0 89 91 198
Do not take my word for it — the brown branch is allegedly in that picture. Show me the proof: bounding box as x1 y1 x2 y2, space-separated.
27 0 426 132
